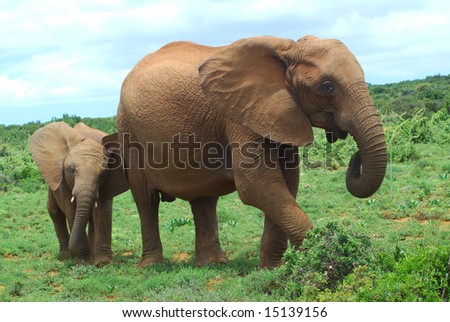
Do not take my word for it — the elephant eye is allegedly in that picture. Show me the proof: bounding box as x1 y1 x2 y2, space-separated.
68 166 76 175
322 81 334 95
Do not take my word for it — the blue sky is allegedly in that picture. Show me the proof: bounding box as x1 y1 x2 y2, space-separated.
1 0 450 125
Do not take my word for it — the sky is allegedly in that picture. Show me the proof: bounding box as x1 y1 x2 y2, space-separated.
1 0 450 125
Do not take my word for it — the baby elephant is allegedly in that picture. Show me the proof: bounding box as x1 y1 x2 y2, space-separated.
29 122 128 265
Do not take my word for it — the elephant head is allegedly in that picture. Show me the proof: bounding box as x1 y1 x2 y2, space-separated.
29 122 128 261
199 36 387 198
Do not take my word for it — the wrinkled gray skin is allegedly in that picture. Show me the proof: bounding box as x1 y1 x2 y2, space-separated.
29 122 128 265
104 35 387 268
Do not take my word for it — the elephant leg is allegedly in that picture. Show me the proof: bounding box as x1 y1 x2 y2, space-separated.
190 196 227 266
260 145 299 268
232 139 312 268
127 167 163 266
91 200 113 266
135 189 163 267
47 190 70 259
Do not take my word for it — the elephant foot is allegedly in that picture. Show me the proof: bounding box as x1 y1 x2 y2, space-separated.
194 252 228 267
58 249 70 260
259 256 283 269
94 255 112 267
139 254 165 267
74 257 93 265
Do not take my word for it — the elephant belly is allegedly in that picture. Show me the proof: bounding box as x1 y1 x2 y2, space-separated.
147 168 236 201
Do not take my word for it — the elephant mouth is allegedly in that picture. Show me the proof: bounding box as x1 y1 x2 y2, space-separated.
325 128 348 143
308 112 348 143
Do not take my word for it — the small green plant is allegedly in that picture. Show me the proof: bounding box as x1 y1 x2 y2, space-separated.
9 282 24 297
164 218 193 232
422 186 431 197
439 172 448 180
365 198 376 206
281 222 373 299
429 199 442 206
398 199 421 209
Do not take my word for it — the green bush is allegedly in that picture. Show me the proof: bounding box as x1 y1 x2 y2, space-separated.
428 108 450 145
370 246 450 301
0 149 43 192
281 222 373 300
312 246 450 302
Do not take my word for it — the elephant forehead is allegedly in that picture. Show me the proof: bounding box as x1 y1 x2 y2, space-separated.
68 140 108 161
301 39 361 68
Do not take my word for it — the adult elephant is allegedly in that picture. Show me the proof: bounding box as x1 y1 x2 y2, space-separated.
104 36 387 268
30 122 128 265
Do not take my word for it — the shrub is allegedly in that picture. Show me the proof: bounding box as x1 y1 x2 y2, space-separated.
281 222 373 299
316 245 450 301
428 108 450 145
370 246 450 301
386 111 425 162
385 108 449 162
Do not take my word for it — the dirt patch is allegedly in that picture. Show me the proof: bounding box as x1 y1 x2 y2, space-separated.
48 271 58 277
3 253 18 260
393 217 410 223
439 220 450 227
171 252 191 263
39 253 53 259
392 217 450 227
206 277 224 291
380 211 397 219
53 284 63 292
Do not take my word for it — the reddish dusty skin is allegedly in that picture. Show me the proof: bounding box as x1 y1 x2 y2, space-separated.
30 122 128 266
104 36 387 268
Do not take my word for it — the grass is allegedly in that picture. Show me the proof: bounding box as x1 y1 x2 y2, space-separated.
0 142 449 301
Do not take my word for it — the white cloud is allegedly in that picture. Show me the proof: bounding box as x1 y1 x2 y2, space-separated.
49 86 79 96
0 75 39 99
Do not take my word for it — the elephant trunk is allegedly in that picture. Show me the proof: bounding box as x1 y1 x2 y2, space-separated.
342 94 387 198
69 186 97 261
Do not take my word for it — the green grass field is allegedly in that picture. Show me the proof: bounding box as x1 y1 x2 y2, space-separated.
1 139 449 302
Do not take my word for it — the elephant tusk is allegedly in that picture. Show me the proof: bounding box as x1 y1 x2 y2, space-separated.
94 201 98 208
71 196 75 203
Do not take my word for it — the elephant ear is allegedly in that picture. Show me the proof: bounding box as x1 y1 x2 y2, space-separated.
74 122 107 143
199 36 313 146
99 132 129 201
29 122 83 190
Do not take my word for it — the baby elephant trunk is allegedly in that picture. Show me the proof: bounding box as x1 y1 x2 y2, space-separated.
69 189 97 262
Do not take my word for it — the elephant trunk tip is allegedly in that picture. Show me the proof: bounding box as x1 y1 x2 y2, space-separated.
69 236 91 261
345 151 386 199
68 239 81 259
